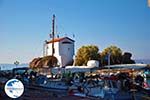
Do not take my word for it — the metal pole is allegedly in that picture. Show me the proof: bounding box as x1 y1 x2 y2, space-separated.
108 52 111 66
108 52 111 76
43 41 46 57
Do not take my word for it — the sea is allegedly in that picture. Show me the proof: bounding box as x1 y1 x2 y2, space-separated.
0 59 149 71
0 63 29 70
135 59 150 64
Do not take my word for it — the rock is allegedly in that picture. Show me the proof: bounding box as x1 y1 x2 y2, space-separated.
29 56 58 69
122 52 135 64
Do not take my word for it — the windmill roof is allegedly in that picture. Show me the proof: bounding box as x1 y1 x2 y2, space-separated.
46 37 74 44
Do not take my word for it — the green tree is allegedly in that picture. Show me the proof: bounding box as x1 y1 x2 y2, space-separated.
101 45 122 66
75 45 100 66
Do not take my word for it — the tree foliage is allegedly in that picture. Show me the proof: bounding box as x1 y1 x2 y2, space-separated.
101 45 122 65
75 45 100 66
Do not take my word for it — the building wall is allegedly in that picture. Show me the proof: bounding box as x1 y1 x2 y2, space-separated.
47 42 60 56
59 39 74 66
46 38 74 67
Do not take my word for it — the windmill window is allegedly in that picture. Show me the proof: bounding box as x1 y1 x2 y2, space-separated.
62 41 72 44
68 48 70 51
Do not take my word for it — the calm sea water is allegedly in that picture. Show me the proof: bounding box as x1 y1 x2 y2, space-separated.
135 59 150 64
0 64 29 70
0 59 149 70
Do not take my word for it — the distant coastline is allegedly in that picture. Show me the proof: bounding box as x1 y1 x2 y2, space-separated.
135 59 150 64
0 63 29 70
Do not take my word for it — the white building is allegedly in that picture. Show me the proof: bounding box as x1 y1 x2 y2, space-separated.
44 37 75 67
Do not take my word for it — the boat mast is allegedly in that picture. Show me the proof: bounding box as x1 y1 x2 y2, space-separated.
52 14 55 57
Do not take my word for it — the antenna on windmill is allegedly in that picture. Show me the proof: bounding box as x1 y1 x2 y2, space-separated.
43 40 48 57
56 25 60 38
57 35 59 38
73 34 75 38
65 33 67 37
56 25 58 34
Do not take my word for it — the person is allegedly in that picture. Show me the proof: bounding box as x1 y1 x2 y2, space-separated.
135 75 144 86
143 81 150 89
117 80 121 90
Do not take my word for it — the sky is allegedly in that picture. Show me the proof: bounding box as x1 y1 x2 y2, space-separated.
0 0 150 64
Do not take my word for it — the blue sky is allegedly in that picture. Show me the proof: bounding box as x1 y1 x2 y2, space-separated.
0 0 150 63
